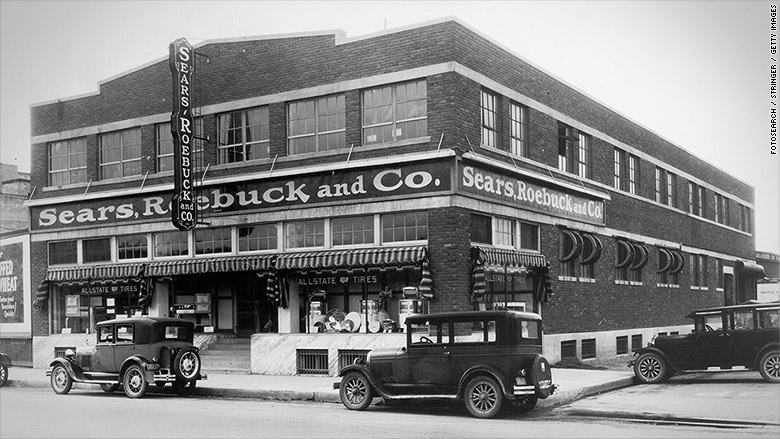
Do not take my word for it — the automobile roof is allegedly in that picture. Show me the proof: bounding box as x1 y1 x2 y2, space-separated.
686 300 780 318
404 310 542 323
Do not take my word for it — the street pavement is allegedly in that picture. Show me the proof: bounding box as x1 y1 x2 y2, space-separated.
2 365 635 410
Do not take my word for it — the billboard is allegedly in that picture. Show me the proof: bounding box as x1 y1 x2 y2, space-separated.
169 37 197 231
0 234 31 335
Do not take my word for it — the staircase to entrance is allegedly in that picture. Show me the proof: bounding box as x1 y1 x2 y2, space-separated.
200 336 251 374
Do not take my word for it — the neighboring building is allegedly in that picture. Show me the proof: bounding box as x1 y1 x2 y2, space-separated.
757 250 779 302
0 163 31 233
26 18 759 372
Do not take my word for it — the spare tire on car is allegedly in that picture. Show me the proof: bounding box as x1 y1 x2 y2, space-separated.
528 354 553 398
173 347 201 382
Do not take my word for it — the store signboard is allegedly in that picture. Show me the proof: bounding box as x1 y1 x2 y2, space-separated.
32 160 453 230
169 37 197 231
458 163 606 225
0 234 31 335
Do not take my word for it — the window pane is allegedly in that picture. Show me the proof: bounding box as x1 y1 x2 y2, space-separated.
382 212 427 243
520 223 539 251
154 231 189 257
49 241 78 265
470 214 491 244
332 216 374 246
118 234 148 260
83 238 111 263
195 227 232 255
238 224 278 251
285 220 324 249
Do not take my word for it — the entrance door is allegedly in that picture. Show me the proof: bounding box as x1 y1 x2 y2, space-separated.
217 295 233 332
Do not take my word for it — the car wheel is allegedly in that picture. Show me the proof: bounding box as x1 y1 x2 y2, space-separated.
123 364 148 398
100 383 119 393
512 395 538 413
758 350 780 383
339 372 374 411
464 376 503 419
528 355 553 399
0 365 8 387
173 379 197 397
50 364 72 395
634 352 669 384
173 348 200 382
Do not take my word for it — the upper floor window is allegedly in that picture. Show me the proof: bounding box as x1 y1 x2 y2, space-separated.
381 211 427 243
332 216 374 246
48 240 77 265
666 171 677 207
655 167 665 204
688 182 705 216
238 223 278 252
480 90 497 148
470 214 491 244
690 254 707 288
615 239 648 283
613 148 639 194
100 128 142 179
156 119 204 172
154 231 189 258
739 204 752 233
82 238 111 264
494 217 515 248
510 102 528 157
519 222 539 251
195 227 232 255
577 132 591 179
48 138 87 186
288 95 346 154
363 80 427 146
218 107 269 164
558 123 578 174
657 248 684 286
118 234 148 260
715 193 724 224
285 220 325 249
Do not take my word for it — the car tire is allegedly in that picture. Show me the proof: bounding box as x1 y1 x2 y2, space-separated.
634 352 669 384
173 379 197 397
339 371 374 411
123 364 148 398
0 364 8 387
173 348 200 382
528 355 553 399
758 350 780 383
100 383 119 393
50 364 72 395
464 375 503 419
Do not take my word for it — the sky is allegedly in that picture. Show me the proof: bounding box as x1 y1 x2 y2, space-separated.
0 0 778 253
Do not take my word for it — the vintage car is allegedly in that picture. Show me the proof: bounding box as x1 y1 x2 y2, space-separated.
47 316 206 398
336 310 556 419
630 301 780 384
0 352 11 387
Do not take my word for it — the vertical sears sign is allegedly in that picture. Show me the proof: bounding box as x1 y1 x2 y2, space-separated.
169 38 197 231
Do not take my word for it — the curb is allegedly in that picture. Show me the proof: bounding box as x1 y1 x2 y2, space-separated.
536 376 635 410
564 408 780 428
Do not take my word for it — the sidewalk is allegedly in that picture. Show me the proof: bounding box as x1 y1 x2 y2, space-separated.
2 365 635 409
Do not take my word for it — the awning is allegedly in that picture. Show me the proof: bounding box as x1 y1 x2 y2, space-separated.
45 263 147 282
736 261 766 277
472 245 548 269
276 246 428 270
147 255 275 277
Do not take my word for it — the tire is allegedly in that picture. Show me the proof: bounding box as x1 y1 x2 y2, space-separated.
173 348 200 382
100 383 119 393
50 364 72 395
528 355 553 399
758 350 780 383
173 379 197 397
123 364 148 398
513 395 538 413
0 365 7 388
634 352 669 384
339 372 374 411
464 376 503 419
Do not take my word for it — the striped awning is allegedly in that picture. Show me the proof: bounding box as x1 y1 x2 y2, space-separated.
276 246 427 270
147 255 275 277
472 245 548 269
45 263 147 282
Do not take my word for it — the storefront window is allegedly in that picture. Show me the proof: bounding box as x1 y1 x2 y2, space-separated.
82 238 111 263
285 220 325 249
238 224 278 252
51 282 141 334
118 234 148 260
49 241 77 265
382 212 427 243
195 227 232 255
154 231 189 258
332 216 374 246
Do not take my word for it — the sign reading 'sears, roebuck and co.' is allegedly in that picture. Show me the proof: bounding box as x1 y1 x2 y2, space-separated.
169 37 197 231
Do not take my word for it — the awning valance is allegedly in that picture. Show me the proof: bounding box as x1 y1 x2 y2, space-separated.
472 245 548 269
45 263 147 282
147 255 275 277
276 246 428 271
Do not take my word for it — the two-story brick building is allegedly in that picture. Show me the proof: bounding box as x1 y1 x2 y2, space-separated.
27 18 760 373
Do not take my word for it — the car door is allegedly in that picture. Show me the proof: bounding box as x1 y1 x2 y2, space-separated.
690 311 729 369
407 320 453 392
113 323 136 370
727 308 759 368
92 324 116 372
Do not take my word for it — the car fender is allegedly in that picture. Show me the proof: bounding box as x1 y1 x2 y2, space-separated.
119 355 156 381
457 365 510 399
754 343 780 370
632 346 681 372
338 364 391 398
48 358 86 382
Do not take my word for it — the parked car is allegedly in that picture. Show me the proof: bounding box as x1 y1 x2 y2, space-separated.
630 301 780 384
0 352 11 387
47 316 206 398
336 310 556 419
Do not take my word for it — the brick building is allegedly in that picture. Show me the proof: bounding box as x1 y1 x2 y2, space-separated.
26 18 759 372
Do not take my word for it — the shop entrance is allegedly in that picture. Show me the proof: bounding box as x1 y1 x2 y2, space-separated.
234 272 277 337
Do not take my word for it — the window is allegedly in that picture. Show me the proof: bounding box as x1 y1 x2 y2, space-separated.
690 254 707 288
98 325 113 344
195 227 232 255
363 80 427 145
561 340 577 359
381 212 427 243
452 320 497 343
238 224 278 252
480 90 497 148
218 107 270 163
666 171 677 207
494 218 515 247
698 185 706 218
332 216 374 246
470 214 491 244
285 220 325 249
616 336 628 355
615 239 648 283
510 102 528 157
288 95 346 154
559 230 582 278
49 241 77 265
48 138 87 186
688 182 705 216
577 132 591 179
739 204 752 233
655 167 664 203
156 119 204 172
558 123 578 174
716 259 724 290
614 148 639 193
628 155 639 195
657 248 684 286
731 310 754 331
631 334 643 352
154 231 189 258
118 234 148 260
82 238 111 263
758 308 780 329
580 233 603 280
581 338 596 359
520 222 539 251
100 128 142 179
115 324 134 343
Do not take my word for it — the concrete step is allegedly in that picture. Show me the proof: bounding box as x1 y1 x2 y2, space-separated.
211 338 251 345
203 343 250 351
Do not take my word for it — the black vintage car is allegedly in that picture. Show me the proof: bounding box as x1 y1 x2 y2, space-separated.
630 301 780 384
0 352 11 387
336 310 556 418
47 316 206 398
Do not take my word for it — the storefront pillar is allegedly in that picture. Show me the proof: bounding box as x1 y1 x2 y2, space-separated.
278 279 300 334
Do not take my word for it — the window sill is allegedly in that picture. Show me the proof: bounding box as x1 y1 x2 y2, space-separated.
656 283 680 289
615 280 643 286
578 277 596 283
557 276 578 282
